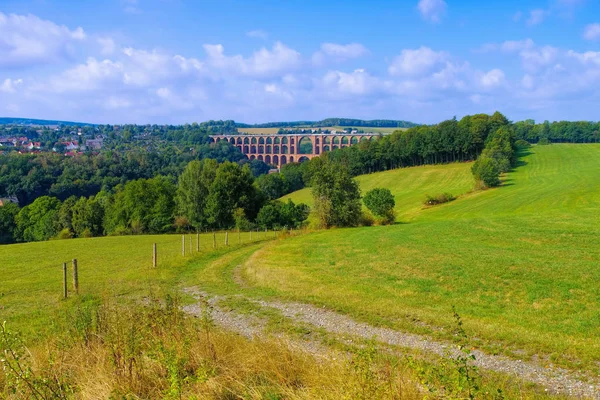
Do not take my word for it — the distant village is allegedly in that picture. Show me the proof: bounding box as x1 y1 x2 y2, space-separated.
0 125 104 156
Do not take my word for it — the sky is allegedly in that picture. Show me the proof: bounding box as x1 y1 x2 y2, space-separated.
0 0 599 124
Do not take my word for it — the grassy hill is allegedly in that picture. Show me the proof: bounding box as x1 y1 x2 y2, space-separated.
247 144 600 371
282 161 474 221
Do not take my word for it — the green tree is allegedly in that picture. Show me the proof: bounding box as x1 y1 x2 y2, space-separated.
472 157 501 188
206 162 261 228
104 176 175 234
255 173 289 200
15 196 61 242
363 188 396 224
176 159 218 230
0 202 20 243
311 161 361 228
72 196 104 237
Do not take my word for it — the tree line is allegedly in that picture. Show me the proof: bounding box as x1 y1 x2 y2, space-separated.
0 160 309 244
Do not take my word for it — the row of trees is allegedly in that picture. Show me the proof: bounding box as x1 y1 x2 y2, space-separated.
514 120 600 143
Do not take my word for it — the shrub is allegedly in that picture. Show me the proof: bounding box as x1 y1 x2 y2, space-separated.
514 139 530 149
80 228 93 238
363 188 396 225
424 193 456 206
56 228 73 240
472 157 501 188
358 211 375 227
538 137 551 145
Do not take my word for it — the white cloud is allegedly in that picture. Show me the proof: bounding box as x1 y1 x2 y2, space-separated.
417 0 447 22
527 9 549 25
0 12 86 67
319 43 368 59
583 23 600 41
312 43 368 65
246 30 268 39
203 41 301 78
478 69 506 88
388 47 449 77
0 78 23 93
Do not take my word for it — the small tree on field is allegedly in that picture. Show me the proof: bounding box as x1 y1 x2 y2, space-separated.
363 188 396 224
311 161 361 229
471 157 500 188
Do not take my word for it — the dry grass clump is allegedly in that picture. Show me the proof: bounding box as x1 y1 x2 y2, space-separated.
0 295 422 399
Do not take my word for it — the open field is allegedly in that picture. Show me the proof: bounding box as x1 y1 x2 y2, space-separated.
237 126 403 135
282 161 474 222
252 144 600 371
0 231 272 339
2 144 599 397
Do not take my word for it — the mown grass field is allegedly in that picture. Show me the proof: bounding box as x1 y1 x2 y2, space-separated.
0 231 272 339
282 161 474 222
249 144 600 371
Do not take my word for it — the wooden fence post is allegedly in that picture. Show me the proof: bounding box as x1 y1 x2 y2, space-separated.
225 231 229 246
63 262 68 299
72 259 79 295
238 229 241 244
196 232 200 252
153 243 157 268
213 232 216 249
182 235 185 256
250 230 252 241
189 235 192 254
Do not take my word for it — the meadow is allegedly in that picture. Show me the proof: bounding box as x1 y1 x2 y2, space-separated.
0 230 272 338
247 144 600 371
1 144 598 398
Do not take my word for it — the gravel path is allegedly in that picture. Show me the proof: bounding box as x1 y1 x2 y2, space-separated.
182 288 333 360
182 287 599 398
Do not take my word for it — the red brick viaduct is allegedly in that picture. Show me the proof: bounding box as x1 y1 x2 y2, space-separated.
209 133 380 168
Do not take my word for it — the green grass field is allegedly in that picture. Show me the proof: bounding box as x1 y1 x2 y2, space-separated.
2 143 599 384
250 144 600 371
0 231 272 339
282 161 474 222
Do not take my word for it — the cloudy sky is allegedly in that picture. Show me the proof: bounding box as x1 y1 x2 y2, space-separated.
1 0 599 124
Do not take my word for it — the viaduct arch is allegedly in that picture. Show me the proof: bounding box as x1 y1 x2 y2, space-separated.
209 133 379 168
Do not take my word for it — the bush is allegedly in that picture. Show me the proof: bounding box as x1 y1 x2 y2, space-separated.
363 188 396 225
358 211 375 226
80 228 93 238
424 193 456 206
472 157 501 188
538 137 551 145
514 139 530 149
56 228 73 240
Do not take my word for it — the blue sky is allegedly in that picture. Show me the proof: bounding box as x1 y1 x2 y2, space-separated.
0 0 599 124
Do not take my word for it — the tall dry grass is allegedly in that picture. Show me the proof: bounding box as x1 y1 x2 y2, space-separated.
1 295 422 399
